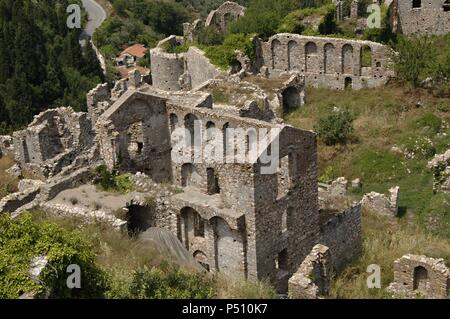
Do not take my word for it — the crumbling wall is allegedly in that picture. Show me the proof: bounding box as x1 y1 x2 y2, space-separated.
13 107 94 178
288 244 331 299
387 254 450 299
260 34 395 90
396 0 450 36
184 47 224 90
150 37 185 91
428 150 450 194
320 203 362 271
361 186 400 217
205 1 246 32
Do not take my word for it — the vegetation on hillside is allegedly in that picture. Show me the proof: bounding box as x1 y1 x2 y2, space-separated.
286 83 450 238
0 211 276 299
330 211 450 298
0 0 104 134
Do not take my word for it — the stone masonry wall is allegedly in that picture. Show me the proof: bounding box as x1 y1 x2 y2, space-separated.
396 0 450 36
260 34 395 90
320 203 362 271
387 254 450 299
150 39 185 91
185 47 224 89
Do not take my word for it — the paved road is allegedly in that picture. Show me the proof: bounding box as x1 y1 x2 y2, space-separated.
81 0 106 38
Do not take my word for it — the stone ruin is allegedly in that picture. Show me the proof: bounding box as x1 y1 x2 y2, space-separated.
333 1 450 36
0 43 364 294
427 149 450 194
261 34 395 90
0 135 14 157
3 0 429 297
183 1 246 42
392 0 450 36
361 186 400 217
387 254 450 299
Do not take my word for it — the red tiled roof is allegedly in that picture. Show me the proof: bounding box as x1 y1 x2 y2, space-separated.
120 44 147 59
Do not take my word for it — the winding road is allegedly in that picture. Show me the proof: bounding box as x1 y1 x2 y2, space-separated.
80 0 107 40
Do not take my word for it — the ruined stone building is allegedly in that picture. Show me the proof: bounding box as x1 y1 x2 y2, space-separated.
387 255 450 299
1 2 369 294
392 0 450 35
183 1 246 42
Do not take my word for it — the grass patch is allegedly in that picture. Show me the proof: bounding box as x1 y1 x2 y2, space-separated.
285 84 450 230
329 211 450 298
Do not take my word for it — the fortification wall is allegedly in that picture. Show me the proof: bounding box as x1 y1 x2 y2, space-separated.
397 0 450 36
320 204 362 271
150 47 184 92
260 34 395 90
185 47 224 89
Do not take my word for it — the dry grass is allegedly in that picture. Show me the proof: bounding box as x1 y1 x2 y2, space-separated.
215 275 277 299
0 155 18 198
329 211 450 299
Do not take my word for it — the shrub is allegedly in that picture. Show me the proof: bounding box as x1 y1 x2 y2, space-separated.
400 136 436 160
128 265 215 299
200 33 256 70
314 108 355 145
277 4 336 35
0 214 109 298
94 165 133 193
197 26 225 46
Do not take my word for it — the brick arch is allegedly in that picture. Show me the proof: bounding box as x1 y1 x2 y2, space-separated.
324 43 335 74
305 42 318 73
272 39 284 70
287 40 301 71
342 44 354 75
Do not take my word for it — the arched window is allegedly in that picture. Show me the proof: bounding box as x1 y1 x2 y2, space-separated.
413 266 428 291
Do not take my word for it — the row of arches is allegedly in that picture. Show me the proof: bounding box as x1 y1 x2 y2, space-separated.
169 112 273 161
179 207 245 277
271 39 378 75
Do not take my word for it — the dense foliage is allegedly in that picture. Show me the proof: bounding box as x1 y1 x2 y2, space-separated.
0 0 104 134
394 34 450 91
95 0 191 58
314 108 356 146
127 265 215 299
0 214 109 298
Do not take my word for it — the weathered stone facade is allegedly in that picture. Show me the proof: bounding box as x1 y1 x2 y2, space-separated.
288 244 331 299
394 0 450 36
259 34 395 90
387 254 450 299
13 107 95 178
95 85 320 288
428 150 450 194
361 186 400 217
183 1 246 42
205 1 246 32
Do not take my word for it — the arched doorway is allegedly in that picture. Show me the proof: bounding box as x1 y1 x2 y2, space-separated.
126 204 154 236
344 77 353 89
413 266 429 291
282 87 301 113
